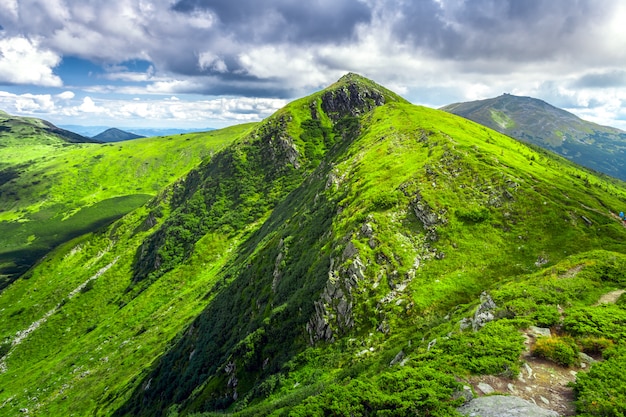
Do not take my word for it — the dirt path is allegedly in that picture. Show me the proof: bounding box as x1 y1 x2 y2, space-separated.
595 289 626 305
467 331 578 416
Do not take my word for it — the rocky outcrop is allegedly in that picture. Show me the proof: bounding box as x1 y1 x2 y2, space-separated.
459 292 498 331
458 395 559 417
320 78 386 122
256 115 300 170
306 241 365 344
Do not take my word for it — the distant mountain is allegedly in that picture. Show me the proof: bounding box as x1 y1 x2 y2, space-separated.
441 94 626 180
129 127 215 137
92 128 145 142
60 125 215 138
0 110 97 146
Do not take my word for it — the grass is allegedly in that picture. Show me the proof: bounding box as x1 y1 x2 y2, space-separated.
2 75 626 416
0 124 254 286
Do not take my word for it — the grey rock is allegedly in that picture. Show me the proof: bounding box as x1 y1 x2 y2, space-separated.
529 326 552 338
453 385 474 404
473 311 495 331
361 222 374 238
579 352 596 364
472 292 497 331
458 395 560 417
477 382 495 394
523 362 533 378
427 338 437 351
389 350 405 366
459 317 473 331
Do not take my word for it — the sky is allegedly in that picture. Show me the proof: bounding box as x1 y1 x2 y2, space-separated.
0 0 626 130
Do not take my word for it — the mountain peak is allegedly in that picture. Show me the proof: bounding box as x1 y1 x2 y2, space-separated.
442 93 626 180
92 127 144 142
316 73 408 122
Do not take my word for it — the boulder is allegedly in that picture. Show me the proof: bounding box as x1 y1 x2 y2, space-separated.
529 326 552 338
458 395 559 417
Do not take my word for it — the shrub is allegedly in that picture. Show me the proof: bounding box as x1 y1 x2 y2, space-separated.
533 304 560 327
371 192 400 210
577 337 614 355
573 344 626 416
563 305 626 340
434 320 524 376
532 336 579 367
0 342 10 359
456 207 490 223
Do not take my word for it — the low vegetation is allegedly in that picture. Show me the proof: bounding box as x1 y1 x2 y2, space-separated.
0 123 251 286
1 75 626 416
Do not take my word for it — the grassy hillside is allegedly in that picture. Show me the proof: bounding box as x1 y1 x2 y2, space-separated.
0 110 96 149
0 124 252 287
1 75 626 416
442 94 626 181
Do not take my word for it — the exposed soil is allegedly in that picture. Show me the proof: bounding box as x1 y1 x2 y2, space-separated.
595 289 626 305
467 331 578 416
466 287 625 416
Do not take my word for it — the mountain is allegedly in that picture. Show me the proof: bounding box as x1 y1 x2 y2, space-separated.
128 127 216 137
92 128 145 142
2 74 626 416
441 94 626 181
0 110 97 146
61 125 216 138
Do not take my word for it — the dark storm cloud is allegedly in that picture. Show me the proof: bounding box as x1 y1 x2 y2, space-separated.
389 0 607 60
171 0 372 43
572 71 626 89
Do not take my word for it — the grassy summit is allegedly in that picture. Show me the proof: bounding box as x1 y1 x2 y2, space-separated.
1 75 626 416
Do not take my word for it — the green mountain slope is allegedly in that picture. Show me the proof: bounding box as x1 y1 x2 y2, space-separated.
0 110 96 148
0 124 248 288
1 75 626 416
442 94 626 181
92 128 145 142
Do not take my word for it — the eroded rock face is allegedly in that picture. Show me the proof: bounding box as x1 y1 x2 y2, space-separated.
306 241 365 344
457 395 559 417
459 292 498 331
320 82 385 122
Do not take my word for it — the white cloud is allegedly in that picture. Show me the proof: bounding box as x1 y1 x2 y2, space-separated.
57 91 75 100
198 52 228 73
0 89 286 128
0 36 62 86
79 97 103 113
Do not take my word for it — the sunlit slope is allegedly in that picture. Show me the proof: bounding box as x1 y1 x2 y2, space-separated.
119 101 626 416
0 124 251 287
1 75 626 416
443 94 626 180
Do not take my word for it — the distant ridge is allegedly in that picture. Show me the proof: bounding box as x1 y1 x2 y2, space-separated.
442 94 626 180
0 110 98 145
61 125 216 138
92 128 145 142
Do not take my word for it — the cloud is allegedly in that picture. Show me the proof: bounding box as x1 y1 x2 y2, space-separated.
57 91 75 100
0 36 62 86
0 88 286 128
571 71 626 89
171 0 371 43
0 0 624 130
79 97 103 113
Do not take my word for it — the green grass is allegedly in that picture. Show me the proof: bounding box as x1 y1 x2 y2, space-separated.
2 75 626 416
0 124 253 285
